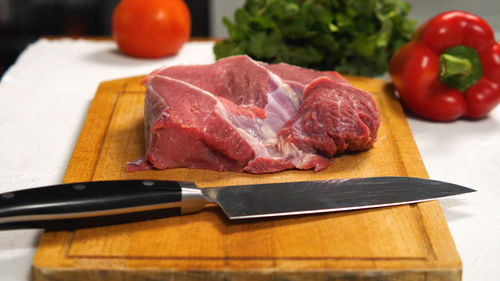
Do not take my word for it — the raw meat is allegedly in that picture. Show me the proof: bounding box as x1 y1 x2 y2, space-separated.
127 55 380 174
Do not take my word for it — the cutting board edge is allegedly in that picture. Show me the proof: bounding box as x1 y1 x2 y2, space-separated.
32 265 462 281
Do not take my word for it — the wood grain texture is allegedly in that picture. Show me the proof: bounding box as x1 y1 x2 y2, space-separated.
32 76 462 281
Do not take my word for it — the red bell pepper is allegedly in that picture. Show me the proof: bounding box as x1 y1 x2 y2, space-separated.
389 10 500 121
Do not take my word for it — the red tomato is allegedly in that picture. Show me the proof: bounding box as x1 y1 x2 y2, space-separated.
112 0 191 58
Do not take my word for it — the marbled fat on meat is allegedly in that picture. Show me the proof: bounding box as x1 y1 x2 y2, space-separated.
127 55 380 174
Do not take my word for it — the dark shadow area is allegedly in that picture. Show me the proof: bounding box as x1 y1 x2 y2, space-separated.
83 48 173 67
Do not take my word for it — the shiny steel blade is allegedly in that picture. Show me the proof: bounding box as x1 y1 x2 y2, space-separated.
201 177 475 219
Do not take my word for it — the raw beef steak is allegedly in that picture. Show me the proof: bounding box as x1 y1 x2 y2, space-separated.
127 55 380 174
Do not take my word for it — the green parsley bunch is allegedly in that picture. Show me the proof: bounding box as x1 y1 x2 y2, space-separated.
213 0 416 76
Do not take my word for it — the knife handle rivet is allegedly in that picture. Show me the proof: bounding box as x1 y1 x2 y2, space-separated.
142 180 155 186
1 193 14 199
73 184 86 191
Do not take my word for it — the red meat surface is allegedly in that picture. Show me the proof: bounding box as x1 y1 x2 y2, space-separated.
127 55 380 174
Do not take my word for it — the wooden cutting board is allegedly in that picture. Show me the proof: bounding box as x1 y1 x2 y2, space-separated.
32 76 462 281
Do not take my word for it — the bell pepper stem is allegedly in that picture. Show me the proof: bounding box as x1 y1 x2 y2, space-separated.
440 54 472 78
439 45 482 92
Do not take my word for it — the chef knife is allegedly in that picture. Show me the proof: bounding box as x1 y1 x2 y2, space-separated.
0 177 474 229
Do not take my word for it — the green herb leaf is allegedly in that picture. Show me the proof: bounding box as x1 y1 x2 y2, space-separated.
214 0 416 76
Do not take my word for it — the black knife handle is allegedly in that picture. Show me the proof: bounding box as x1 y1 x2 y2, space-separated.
0 180 191 229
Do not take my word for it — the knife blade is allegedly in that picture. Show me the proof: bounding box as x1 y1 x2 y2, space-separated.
0 177 475 229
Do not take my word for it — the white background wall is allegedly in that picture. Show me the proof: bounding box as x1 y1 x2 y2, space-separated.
210 0 500 38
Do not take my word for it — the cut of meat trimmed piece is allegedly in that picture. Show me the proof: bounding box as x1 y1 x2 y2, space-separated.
276 77 379 171
126 55 380 174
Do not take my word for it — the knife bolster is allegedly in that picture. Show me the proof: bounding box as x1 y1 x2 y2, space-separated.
179 187 208 214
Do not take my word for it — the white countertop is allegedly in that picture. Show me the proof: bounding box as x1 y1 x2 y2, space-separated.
0 38 499 281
